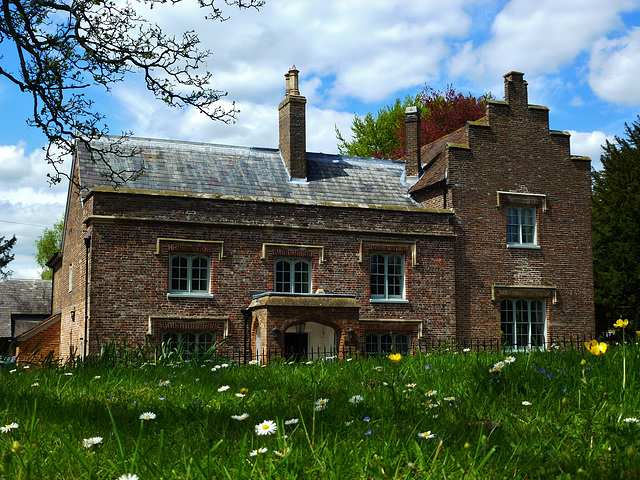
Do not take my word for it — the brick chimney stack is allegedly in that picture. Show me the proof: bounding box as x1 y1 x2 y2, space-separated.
404 106 421 177
504 71 528 111
279 66 307 180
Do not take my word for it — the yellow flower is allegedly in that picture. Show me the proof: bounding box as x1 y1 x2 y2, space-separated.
240 388 249 395
388 353 402 364
636 331 640 337
614 318 629 329
585 339 607 356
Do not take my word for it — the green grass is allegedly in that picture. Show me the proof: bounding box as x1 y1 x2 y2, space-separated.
2 343 640 479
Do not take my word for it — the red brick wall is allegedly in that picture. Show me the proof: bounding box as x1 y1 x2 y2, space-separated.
446 73 594 342
16 316 61 364
80 194 456 357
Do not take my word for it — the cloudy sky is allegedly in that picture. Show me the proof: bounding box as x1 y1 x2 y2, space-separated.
1 0 639 279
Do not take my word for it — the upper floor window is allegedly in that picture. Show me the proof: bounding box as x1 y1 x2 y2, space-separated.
370 253 404 300
501 298 545 349
170 254 210 295
275 258 311 293
507 206 536 246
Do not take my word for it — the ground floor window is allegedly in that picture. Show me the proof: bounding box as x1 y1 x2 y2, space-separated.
365 332 410 355
501 298 546 349
162 331 216 358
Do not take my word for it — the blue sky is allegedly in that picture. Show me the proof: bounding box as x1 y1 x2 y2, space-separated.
1 0 639 279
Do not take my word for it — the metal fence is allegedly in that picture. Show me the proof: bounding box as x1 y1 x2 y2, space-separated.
219 335 590 364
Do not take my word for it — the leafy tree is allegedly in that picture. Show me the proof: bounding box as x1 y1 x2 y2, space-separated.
336 85 490 160
34 219 64 280
591 116 640 334
0 0 264 187
0 235 17 279
336 95 419 159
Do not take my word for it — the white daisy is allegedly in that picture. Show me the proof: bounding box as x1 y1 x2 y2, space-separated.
248 360 259 365
284 418 299 425
235 393 245 398
218 385 230 392
231 413 250 421
83 436 103 448
315 398 329 411
117 474 139 480
505 356 516 363
623 417 639 424
406 383 417 389
159 380 170 386
255 420 277 436
139 412 156 420
521 401 532 406
418 431 435 439
425 390 437 397
348 395 363 404
1 422 19 433
249 447 268 456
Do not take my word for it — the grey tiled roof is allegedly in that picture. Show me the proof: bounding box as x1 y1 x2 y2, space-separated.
0 279 52 337
78 137 420 208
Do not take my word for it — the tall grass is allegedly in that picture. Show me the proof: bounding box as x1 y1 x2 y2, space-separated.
1 342 640 479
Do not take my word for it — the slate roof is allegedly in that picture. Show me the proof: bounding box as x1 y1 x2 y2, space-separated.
78 136 422 209
0 279 52 337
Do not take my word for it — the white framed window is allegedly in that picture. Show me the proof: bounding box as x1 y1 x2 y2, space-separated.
162 331 216 358
365 333 410 355
501 298 546 349
506 206 537 247
169 254 210 295
275 258 311 293
370 253 405 301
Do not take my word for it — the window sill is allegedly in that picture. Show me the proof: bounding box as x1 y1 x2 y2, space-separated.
507 243 541 250
167 293 214 299
370 299 409 304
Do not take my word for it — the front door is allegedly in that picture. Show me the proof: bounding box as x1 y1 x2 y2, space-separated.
285 333 308 361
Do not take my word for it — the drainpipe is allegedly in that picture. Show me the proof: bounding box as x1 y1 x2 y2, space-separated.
83 232 91 359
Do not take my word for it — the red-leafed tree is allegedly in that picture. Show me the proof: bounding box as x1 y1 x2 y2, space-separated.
388 85 489 159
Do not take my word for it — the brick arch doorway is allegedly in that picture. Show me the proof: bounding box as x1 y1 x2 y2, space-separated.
284 321 336 361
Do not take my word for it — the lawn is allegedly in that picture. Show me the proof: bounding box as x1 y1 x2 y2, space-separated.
1 337 640 479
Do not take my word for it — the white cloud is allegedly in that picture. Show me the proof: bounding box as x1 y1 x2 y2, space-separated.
448 0 636 80
568 130 613 171
588 26 640 105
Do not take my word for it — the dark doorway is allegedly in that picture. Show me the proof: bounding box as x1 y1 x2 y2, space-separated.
285 333 308 361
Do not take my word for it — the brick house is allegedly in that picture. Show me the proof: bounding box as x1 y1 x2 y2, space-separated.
23 69 594 363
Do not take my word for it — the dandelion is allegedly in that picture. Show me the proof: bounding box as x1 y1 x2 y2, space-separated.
349 395 363 404
284 418 299 425
83 437 103 448
255 420 277 436
614 318 629 329
249 447 268 456
388 353 402 364
505 356 516 363
231 413 250 421
240 387 249 394
623 418 639 424
585 339 607 356
218 385 230 392
315 398 329 411
418 431 435 439
117 475 139 480
522 401 532 406
159 380 170 386
425 390 437 397
1 422 18 433
139 412 156 421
